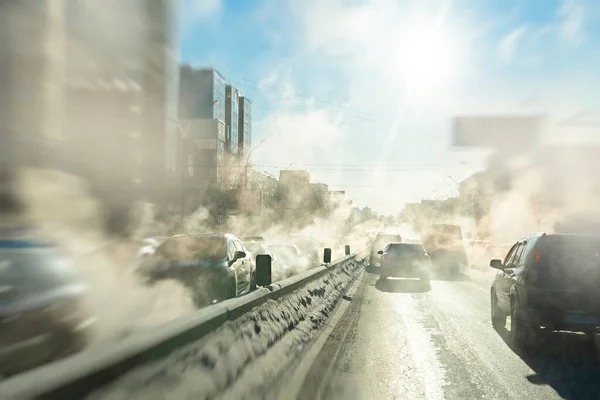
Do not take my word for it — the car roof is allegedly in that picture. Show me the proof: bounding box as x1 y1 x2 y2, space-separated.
520 232 600 239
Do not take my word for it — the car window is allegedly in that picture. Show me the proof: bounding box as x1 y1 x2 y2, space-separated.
508 244 525 267
387 243 425 256
503 243 519 265
234 241 245 253
227 240 236 261
513 241 528 268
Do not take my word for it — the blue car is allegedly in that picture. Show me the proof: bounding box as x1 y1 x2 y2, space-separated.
0 237 95 376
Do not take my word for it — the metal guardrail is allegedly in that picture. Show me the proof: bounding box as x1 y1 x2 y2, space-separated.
0 249 367 399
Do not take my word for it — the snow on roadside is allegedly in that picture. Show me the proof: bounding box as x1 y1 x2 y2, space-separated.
87 256 367 400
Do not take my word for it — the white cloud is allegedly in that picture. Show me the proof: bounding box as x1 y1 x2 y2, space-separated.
182 0 222 23
498 26 527 62
194 0 222 18
252 66 346 169
557 0 586 46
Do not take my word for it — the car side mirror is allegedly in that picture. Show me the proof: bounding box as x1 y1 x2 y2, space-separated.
377 250 383 255
489 259 503 270
234 251 246 261
256 254 272 286
323 248 332 264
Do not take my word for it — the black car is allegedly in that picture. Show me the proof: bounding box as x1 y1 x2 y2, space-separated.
370 233 403 267
138 234 255 307
378 242 430 283
490 233 600 349
0 239 95 376
421 224 467 277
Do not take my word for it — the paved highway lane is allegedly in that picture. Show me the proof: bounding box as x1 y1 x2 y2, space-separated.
281 268 600 400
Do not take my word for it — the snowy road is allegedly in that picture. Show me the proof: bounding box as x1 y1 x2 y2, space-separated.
276 268 600 400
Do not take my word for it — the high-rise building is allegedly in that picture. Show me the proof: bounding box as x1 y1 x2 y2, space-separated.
179 66 226 121
1 1 181 229
238 96 252 158
178 66 227 189
225 85 240 157
63 0 181 207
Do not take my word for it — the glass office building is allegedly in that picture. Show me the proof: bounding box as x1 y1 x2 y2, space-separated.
238 96 252 158
225 85 240 157
179 67 226 121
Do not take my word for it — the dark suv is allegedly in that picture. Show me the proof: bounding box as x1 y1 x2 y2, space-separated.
490 233 600 349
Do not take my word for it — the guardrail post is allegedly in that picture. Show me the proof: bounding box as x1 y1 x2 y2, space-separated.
323 248 332 264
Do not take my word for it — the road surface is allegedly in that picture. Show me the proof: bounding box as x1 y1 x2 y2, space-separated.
276 268 600 400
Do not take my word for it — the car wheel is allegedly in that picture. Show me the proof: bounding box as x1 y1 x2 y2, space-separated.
510 299 533 350
491 291 506 329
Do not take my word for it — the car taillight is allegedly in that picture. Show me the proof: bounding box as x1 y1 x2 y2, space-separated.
534 250 541 261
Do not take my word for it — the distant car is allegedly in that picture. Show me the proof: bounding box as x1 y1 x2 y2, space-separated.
138 234 255 306
269 243 310 275
490 233 600 350
378 242 431 283
243 240 287 281
0 239 96 376
287 234 321 268
421 224 467 277
370 233 403 267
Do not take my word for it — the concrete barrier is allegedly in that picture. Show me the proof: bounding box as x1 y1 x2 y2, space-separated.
0 250 366 399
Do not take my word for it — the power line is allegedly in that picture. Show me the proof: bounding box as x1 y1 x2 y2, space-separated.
239 80 395 127
257 163 457 167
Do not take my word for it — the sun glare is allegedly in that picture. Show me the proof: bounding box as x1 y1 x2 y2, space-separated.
389 22 462 94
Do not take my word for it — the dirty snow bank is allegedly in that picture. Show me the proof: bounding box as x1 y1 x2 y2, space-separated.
87 256 367 400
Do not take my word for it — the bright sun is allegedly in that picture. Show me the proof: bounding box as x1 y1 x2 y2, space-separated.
388 22 461 94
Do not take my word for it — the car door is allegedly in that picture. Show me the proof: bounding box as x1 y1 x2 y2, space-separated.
496 242 520 309
226 239 240 296
502 242 527 301
233 240 251 292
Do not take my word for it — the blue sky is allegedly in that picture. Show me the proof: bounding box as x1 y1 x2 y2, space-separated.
180 0 600 214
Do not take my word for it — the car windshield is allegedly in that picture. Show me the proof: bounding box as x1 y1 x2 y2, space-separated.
387 243 425 256
245 242 264 254
156 236 227 261
0 248 79 303
537 236 600 288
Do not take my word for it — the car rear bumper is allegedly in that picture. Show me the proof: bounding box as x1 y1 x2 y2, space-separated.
380 264 428 279
529 310 600 333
